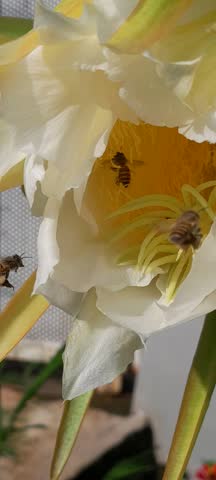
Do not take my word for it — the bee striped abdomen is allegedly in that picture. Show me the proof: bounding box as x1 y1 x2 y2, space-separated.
169 210 202 250
117 166 131 188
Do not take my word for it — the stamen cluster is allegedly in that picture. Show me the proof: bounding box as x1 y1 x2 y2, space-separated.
109 181 216 301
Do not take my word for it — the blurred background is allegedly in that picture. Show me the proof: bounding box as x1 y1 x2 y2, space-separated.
0 1 216 479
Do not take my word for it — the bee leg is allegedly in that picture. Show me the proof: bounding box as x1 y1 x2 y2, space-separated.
3 279 14 290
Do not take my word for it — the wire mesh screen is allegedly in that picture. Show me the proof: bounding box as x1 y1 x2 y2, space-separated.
0 0 72 361
0 0 58 17
0 188 72 361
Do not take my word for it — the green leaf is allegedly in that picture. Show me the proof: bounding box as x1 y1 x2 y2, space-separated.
103 452 155 480
50 392 93 480
162 311 216 480
0 349 63 449
9 348 63 423
0 17 33 44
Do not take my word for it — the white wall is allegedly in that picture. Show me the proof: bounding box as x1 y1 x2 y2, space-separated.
134 317 216 476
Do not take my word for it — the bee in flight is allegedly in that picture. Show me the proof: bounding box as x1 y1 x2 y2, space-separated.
0 254 28 290
110 152 144 188
168 210 202 250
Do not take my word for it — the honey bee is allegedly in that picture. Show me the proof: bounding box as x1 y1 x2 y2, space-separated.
0 254 27 289
169 210 202 250
110 152 131 188
110 152 144 188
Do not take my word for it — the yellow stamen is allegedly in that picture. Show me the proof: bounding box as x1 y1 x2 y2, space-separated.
109 213 172 244
146 254 178 273
166 248 192 302
84 121 216 303
137 232 166 268
197 181 216 193
142 244 177 273
116 246 140 266
138 233 169 269
181 184 215 219
109 193 183 218
109 181 216 301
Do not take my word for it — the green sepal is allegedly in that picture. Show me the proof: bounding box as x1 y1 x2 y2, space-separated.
163 311 216 480
50 392 93 480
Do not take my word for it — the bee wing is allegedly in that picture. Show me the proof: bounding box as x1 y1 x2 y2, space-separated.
0 274 7 285
156 219 175 234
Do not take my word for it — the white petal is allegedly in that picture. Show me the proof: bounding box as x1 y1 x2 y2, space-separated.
179 109 216 143
34 198 84 316
0 119 23 175
54 192 155 293
35 192 145 310
35 2 108 71
1 43 133 190
1 46 71 147
34 197 60 292
93 0 139 43
154 56 200 101
36 277 83 316
24 154 47 214
189 289 216 320
62 289 143 399
96 282 165 337
97 223 216 335
38 105 114 192
158 222 216 325
35 0 96 41
106 49 193 127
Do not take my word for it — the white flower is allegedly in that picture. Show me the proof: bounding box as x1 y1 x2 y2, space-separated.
1 0 216 195
32 117 216 398
35 183 216 399
1 0 216 399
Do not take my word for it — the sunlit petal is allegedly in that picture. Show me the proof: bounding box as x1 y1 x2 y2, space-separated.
63 289 143 399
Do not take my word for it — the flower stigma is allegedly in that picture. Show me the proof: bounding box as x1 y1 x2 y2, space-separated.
83 121 216 303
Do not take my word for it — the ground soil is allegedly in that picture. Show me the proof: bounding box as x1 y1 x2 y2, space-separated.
0 386 145 480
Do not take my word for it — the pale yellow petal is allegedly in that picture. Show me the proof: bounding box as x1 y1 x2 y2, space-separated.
107 0 193 53
56 0 92 18
0 31 39 68
0 160 24 191
0 272 49 361
0 0 86 67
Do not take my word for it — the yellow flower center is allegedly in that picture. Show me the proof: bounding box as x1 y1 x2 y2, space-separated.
83 121 216 302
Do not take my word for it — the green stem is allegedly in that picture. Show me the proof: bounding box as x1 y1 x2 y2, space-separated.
163 311 216 480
